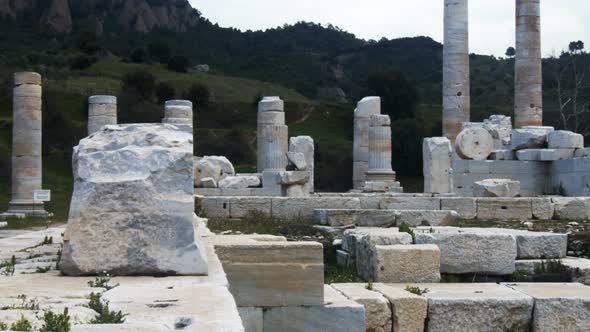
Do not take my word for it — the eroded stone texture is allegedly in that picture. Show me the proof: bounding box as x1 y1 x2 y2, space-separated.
547 130 584 149
331 283 392 332
61 124 208 276
443 0 470 145
218 176 261 189
515 0 543 128
511 126 554 150
423 137 453 193
373 284 428 332
5 72 47 216
473 179 521 197
373 244 441 283
455 127 493 160
194 156 235 187
88 95 117 135
353 97 381 189
289 136 315 193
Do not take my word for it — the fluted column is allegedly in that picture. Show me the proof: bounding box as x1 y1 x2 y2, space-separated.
353 97 381 189
257 97 288 172
366 115 396 181
515 0 542 127
443 0 470 145
5 72 47 216
88 95 117 135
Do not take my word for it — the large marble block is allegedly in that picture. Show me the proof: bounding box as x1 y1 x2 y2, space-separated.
61 124 208 276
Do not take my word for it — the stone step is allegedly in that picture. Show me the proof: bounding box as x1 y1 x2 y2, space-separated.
313 209 459 227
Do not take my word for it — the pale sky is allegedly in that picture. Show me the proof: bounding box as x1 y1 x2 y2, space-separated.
191 0 590 57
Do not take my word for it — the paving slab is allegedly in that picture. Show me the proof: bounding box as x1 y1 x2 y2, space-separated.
331 283 392 332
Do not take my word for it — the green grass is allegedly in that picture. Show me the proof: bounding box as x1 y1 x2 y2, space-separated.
324 264 362 284
83 57 310 104
207 210 317 236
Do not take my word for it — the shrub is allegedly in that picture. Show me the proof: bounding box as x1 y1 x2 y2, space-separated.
10 314 33 331
88 293 127 324
70 54 95 70
130 48 148 63
183 83 209 107
39 308 70 332
156 82 175 104
167 55 189 73
122 70 156 99
398 223 416 243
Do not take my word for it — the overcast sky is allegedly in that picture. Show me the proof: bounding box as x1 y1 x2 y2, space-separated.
191 0 590 57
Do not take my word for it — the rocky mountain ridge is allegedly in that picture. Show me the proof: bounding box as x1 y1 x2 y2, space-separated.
0 0 201 33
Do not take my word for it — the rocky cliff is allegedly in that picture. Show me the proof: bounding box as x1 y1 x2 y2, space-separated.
0 0 201 34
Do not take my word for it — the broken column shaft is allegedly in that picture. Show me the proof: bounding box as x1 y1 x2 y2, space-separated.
515 0 543 127
88 95 117 135
366 114 396 181
257 97 288 171
443 0 470 145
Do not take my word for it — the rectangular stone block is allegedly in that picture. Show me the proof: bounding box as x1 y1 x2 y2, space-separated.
396 210 458 227
516 149 542 161
552 197 590 220
238 307 263 332
215 241 324 307
331 283 392 332
441 197 477 219
574 147 590 158
271 197 361 219
477 198 533 221
416 232 516 275
489 149 515 160
229 197 272 218
504 283 590 332
263 285 365 332
379 197 440 210
531 198 555 220
538 148 575 161
313 209 396 227
373 244 441 283
196 196 230 218
424 284 533 332
373 283 427 332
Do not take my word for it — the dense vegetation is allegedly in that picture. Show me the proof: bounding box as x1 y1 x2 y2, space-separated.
0 5 588 218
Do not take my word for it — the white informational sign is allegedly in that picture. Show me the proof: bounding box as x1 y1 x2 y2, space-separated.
34 190 51 202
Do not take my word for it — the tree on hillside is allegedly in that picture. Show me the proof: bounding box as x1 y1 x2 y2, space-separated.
183 83 210 107
122 71 156 99
505 47 516 58
167 55 189 73
553 40 590 134
156 82 175 104
366 71 419 120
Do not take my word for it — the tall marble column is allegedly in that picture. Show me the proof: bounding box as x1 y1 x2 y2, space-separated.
5 72 47 216
366 115 396 182
353 97 381 189
88 95 117 135
515 0 543 128
257 97 288 172
443 0 470 145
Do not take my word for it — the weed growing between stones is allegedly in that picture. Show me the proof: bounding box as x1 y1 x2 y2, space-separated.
35 266 52 273
366 279 374 291
2 295 41 311
398 223 416 243
87 293 127 324
87 272 119 290
324 264 362 284
39 308 71 332
0 255 16 276
535 259 567 274
0 320 7 330
405 285 429 296
10 314 33 331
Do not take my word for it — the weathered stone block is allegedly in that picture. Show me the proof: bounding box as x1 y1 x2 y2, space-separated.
373 283 427 332
574 147 590 158
425 284 533 332
516 149 542 161
473 179 521 197
512 127 554 150
314 209 396 227
331 283 392 332
539 148 575 161
548 130 584 149
455 127 494 160
215 241 324 307
552 197 590 220
489 149 515 160
423 137 453 193
531 198 555 220
395 210 458 227
441 197 477 219
197 196 230 218
504 283 590 332
239 307 263 332
218 175 261 189
263 285 365 332
416 232 516 274
195 156 235 187
60 124 208 276
379 197 440 210
373 244 441 283
477 198 533 221
271 197 361 219
229 197 272 218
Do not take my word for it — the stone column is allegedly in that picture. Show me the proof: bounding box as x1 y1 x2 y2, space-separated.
423 137 453 193
366 115 396 182
5 72 47 216
257 97 288 172
443 0 470 145
515 0 542 128
163 100 193 124
88 95 117 135
353 97 381 189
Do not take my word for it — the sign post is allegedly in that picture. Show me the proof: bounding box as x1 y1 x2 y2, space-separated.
33 190 51 216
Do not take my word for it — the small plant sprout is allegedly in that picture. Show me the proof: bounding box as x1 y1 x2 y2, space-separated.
39 307 71 332
405 285 429 296
366 279 374 291
88 271 119 290
1 255 17 276
10 314 33 331
88 292 127 324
